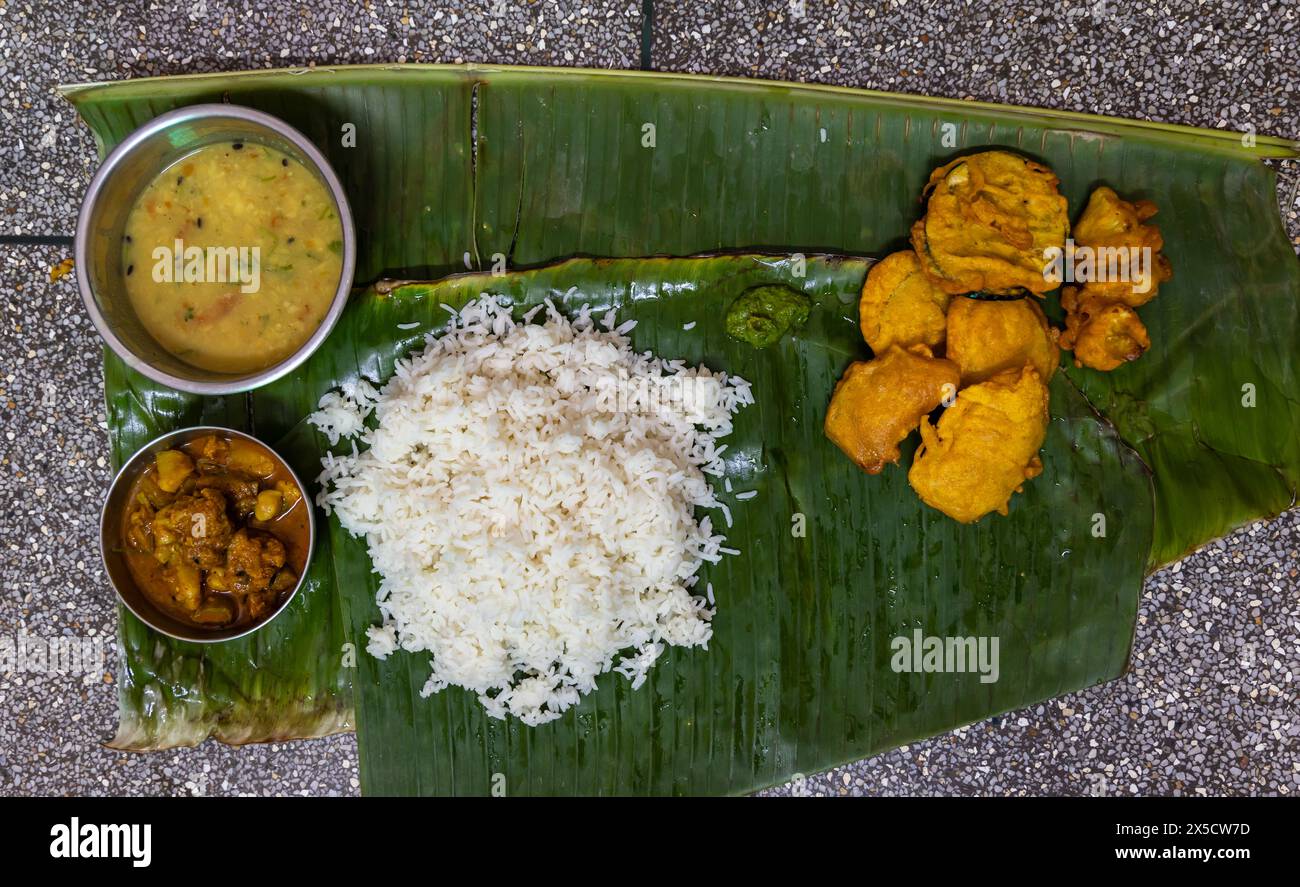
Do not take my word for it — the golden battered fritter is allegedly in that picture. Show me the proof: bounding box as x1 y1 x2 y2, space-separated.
1071 186 1171 306
1057 187 1170 372
1058 285 1151 371
858 250 952 353
945 295 1059 385
825 345 961 475
911 150 1070 297
908 365 1050 523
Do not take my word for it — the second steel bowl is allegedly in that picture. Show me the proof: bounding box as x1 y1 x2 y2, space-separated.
100 426 316 644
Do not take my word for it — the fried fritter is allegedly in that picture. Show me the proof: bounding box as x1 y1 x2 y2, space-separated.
910 150 1070 297
858 250 952 353
1058 285 1151 371
945 295 1059 385
1070 186 1171 306
825 345 961 474
908 365 1050 523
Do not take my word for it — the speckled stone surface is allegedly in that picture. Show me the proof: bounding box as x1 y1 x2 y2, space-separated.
0 0 643 235
0 1 1296 796
651 0 1299 254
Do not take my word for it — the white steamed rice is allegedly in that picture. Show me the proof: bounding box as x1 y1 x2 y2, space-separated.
310 294 752 725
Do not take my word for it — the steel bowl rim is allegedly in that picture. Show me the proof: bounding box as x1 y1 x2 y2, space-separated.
100 424 317 644
74 102 356 395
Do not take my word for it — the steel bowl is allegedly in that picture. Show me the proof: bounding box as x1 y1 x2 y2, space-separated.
75 104 355 394
100 426 316 643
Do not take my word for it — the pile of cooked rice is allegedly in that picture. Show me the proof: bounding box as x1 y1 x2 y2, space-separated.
310 295 753 725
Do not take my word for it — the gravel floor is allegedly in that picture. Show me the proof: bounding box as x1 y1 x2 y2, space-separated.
0 0 1296 796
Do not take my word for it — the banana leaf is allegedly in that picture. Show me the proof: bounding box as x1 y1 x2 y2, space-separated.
103 254 1154 794
343 257 1161 795
65 65 1300 568
468 70 1300 568
64 66 1300 788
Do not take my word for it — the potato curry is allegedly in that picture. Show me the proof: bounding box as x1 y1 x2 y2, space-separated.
122 433 309 630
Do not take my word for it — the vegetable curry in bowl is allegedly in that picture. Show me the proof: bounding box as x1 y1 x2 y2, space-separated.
119 432 310 632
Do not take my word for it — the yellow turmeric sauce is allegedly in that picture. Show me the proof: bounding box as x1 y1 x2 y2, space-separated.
122 141 343 373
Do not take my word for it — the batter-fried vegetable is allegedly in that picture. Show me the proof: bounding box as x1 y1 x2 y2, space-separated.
1057 187 1169 372
1070 186 1171 306
910 150 1069 296
858 250 952 353
1058 285 1151 371
908 365 1050 523
945 295 1059 385
824 345 960 474
725 284 811 347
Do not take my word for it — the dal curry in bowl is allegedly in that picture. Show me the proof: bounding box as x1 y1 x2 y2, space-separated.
75 103 355 394
122 140 345 374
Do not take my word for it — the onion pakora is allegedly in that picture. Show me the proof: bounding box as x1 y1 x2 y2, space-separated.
1058 285 1151 371
858 250 952 353
1069 186 1171 306
945 295 1059 385
911 150 1070 297
908 365 1050 523
824 345 960 474
1057 186 1169 371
